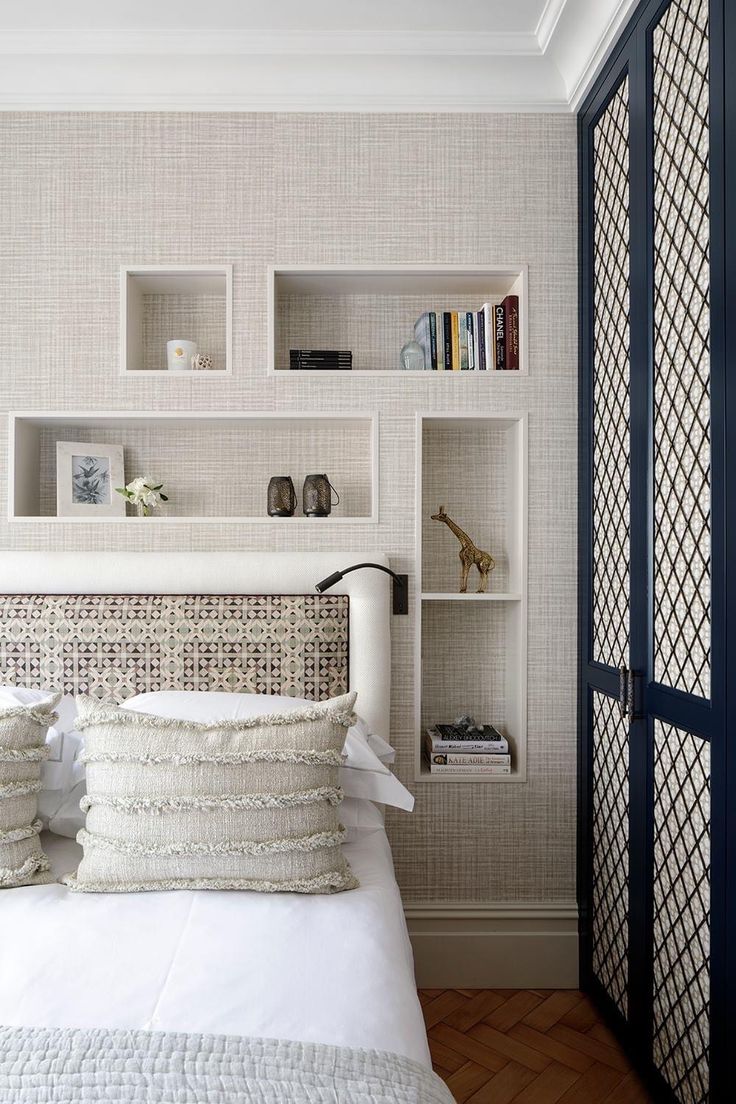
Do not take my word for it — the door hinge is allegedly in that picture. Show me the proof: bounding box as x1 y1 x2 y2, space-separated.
618 664 642 723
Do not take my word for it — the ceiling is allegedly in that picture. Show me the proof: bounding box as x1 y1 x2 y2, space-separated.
0 0 638 112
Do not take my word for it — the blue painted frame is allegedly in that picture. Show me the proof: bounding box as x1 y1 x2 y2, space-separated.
578 1 733 1100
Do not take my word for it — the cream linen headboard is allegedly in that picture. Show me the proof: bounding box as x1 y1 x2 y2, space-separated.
0 552 391 739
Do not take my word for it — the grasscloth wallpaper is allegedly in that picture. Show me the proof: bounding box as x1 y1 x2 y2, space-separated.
0 112 577 905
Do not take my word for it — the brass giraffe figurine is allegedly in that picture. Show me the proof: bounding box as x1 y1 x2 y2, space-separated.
431 505 495 593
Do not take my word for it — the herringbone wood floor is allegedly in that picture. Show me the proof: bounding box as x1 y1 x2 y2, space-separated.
419 989 653 1103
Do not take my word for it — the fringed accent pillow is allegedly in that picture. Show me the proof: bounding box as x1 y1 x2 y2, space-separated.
0 693 60 888
63 691 359 894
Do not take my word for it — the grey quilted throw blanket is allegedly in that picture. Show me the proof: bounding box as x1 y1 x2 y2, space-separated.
0 1025 456 1103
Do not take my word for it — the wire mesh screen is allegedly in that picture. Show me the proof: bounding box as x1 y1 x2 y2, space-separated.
652 720 710 1104
591 691 630 1018
652 0 711 700
591 79 631 670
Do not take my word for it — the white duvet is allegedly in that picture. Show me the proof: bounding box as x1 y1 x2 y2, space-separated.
0 828 431 1069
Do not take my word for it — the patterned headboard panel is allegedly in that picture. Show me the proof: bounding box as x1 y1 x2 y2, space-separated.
0 593 349 702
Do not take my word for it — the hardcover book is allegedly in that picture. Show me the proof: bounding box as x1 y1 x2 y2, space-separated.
434 723 506 743
466 312 475 370
428 751 511 767
493 305 506 370
476 309 487 369
481 303 493 372
443 313 453 370
450 311 460 370
424 753 511 775
502 295 519 370
426 726 508 753
424 735 510 766
458 313 469 371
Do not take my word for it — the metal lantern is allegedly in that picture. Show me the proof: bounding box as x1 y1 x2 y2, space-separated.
267 476 297 517
302 474 340 517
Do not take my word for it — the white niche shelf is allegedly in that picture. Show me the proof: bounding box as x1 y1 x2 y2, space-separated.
121 265 232 376
8 411 378 524
268 265 528 376
415 413 528 783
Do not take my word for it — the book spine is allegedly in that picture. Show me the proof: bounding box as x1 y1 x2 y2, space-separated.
291 350 351 358
443 313 452 370
477 310 486 370
494 304 506 370
429 751 511 767
428 739 509 753
466 311 475 370
451 311 460 370
427 759 511 774
482 303 492 372
502 295 519 370
429 311 438 370
459 313 469 370
426 727 508 753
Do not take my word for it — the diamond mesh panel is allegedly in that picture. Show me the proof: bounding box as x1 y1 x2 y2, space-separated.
591 79 631 670
591 691 629 1017
652 721 710 1104
652 0 711 699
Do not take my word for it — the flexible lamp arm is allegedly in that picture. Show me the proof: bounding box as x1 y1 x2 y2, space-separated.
315 562 408 615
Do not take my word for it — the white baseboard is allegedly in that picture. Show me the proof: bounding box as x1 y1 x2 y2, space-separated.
404 900 579 989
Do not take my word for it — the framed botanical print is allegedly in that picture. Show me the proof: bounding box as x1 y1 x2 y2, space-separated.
56 442 125 518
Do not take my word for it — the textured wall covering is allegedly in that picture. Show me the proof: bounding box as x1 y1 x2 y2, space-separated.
0 112 577 905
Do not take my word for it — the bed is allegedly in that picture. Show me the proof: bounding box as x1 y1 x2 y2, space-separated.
0 552 452 1104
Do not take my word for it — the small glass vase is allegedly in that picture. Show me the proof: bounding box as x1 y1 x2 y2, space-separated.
400 340 426 372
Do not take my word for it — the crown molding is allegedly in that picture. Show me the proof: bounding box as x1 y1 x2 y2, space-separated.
0 1 638 113
0 28 541 57
535 0 568 53
544 0 639 108
566 0 639 109
0 91 569 113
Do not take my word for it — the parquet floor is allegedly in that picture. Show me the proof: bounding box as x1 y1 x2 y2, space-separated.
419 989 653 1104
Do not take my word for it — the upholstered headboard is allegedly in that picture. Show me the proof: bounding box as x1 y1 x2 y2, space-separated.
0 552 392 738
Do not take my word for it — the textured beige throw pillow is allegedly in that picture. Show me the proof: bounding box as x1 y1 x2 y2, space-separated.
0 695 59 888
63 692 359 894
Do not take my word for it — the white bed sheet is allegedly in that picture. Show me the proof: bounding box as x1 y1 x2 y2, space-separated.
0 828 430 1069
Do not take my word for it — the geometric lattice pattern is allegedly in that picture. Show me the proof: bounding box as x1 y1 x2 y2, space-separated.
652 0 711 700
0 593 349 702
652 721 710 1104
591 78 631 670
591 692 630 1018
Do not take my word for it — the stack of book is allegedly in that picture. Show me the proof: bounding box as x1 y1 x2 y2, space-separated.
424 724 511 775
290 349 352 370
412 295 519 371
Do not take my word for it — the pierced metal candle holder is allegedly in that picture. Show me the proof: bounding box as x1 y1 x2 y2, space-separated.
302 474 340 517
267 476 297 517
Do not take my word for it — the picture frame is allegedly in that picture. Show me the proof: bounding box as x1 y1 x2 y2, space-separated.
55 442 126 518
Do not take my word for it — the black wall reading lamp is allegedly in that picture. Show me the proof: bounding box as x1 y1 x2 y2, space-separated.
315 562 409 615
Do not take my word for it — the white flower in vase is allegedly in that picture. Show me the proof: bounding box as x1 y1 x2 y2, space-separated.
116 475 169 517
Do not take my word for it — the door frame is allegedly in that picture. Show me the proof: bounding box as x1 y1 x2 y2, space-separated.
578 1 734 1100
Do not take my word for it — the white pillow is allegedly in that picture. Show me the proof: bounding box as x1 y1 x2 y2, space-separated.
0 685 59 710
124 691 414 813
351 715 395 765
0 688 87 839
38 694 86 839
339 797 385 831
